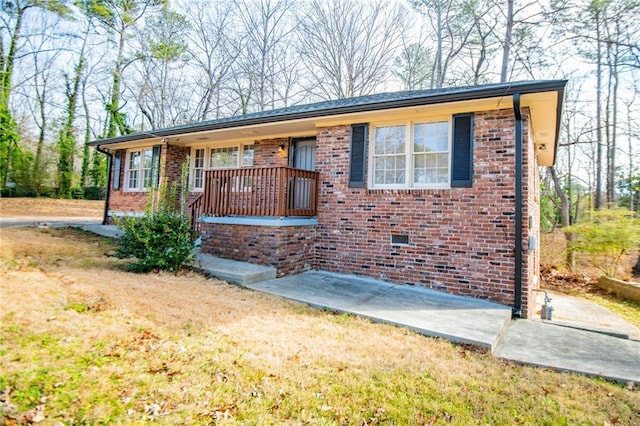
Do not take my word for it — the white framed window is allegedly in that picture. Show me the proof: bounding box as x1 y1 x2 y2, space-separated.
192 148 205 190
190 144 255 191
370 120 450 189
125 147 156 191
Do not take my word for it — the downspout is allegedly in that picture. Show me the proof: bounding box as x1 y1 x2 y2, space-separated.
95 145 112 226
512 93 523 318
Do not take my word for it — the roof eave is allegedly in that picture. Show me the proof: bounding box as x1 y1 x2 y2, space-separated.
89 80 568 148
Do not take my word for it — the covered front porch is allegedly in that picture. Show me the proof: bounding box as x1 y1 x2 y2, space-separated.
188 165 320 276
189 165 319 227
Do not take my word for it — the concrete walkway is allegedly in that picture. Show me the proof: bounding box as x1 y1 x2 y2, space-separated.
9 222 639 383
248 271 512 349
247 271 640 383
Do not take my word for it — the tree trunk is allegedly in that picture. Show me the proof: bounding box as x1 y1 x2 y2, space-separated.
548 166 575 269
606 18 620 205
594 8 603 210
107 24 127 138
500 0 514 83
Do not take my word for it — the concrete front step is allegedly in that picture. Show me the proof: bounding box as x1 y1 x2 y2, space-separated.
193 251 277 285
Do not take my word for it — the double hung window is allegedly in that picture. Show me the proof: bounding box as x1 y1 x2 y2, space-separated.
371 121 450 189
191 144 255 191
126 148 155 191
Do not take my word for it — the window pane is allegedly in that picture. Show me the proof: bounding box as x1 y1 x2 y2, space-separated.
143 150 153 168
436 168 449 183
373 155 405 185
209 147 238 168
194 148 205 168
129 151 140 169
242 145 254 166
414 122 448 152
425 154 437 168
194 169 203 188
143 170 152 188
375 126 405 155
192 148 206 189
128 170 138 188
141 149 154 189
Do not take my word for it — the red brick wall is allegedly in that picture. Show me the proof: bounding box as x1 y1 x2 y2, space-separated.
253 138 289 167
312 109 531 311
200 222 315 276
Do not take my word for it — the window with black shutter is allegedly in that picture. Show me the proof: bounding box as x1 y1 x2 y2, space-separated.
349 123 368 187
151 144 162 188
112 150 122 190
451 113 474 188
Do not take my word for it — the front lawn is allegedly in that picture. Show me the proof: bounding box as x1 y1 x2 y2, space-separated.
1 227 638 424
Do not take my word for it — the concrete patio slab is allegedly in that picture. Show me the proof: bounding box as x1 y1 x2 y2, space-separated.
494 319 640 383
537 291 640 340
248 271 513 350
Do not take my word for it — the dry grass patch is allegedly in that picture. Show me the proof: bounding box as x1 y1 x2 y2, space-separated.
1 227 639 425
0 197 103 218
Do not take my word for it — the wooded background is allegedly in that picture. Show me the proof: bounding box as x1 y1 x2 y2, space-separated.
1 0 638 227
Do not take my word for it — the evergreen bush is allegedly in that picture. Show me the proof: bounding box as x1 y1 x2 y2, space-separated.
115 159 196 273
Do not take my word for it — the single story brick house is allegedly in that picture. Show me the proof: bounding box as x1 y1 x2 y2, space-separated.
90 80 566 318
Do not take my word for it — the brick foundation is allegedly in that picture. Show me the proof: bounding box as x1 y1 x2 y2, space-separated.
200 222 316 276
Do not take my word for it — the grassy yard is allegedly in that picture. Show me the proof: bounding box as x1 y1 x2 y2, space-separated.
0 197 103 218
1 226 639 425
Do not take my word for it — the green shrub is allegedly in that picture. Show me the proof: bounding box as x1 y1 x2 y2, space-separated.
115 209 197 273
564 208 640 278
114 160 196 273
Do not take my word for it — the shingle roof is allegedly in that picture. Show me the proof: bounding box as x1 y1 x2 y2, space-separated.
89 80 566 146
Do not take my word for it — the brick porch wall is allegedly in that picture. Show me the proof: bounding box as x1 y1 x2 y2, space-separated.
200 222 315 276
313 109 530 311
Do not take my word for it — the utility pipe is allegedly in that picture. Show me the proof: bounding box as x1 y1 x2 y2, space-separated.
95 145 111 225
512 93 523 318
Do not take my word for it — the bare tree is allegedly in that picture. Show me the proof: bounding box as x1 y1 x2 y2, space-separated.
299 0 406 99
394 31 434 90
554 0 640 208
185 0 239 121
410 0 477 88
133 7 190 128
81 0 164 138
0 0 69 187
231 0 298 112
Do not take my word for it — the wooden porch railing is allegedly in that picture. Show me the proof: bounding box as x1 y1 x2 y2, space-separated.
200 166 318 218
187 193 204 232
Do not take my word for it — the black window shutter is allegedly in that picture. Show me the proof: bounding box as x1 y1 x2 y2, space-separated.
349 123 368 188
451 113 474 188
112 150 122 190
151 145 162 188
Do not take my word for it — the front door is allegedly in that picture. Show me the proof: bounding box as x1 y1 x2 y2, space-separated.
292 138 316 171
291 138 316 210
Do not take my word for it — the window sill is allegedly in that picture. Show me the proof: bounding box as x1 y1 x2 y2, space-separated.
367 188 451 195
